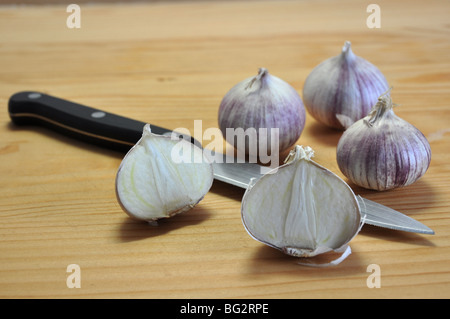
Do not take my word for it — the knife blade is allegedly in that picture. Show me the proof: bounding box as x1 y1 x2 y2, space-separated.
209 157 434 235
8 91 434 235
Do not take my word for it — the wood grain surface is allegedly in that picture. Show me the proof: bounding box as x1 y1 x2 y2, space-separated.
0 0 449 299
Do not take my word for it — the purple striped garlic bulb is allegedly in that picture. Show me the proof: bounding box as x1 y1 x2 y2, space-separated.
303 41 389 129
336 91 431 191
218 68 306 156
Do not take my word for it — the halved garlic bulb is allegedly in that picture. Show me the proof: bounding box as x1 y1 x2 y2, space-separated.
115 124 214 222
241 145 362 266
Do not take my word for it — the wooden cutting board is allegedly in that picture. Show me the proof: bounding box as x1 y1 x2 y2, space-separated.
0 0 449 299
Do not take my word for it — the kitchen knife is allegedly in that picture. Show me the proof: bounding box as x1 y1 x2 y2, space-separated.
8 91 434 235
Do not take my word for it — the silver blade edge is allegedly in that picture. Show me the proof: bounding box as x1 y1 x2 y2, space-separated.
357 197 434 235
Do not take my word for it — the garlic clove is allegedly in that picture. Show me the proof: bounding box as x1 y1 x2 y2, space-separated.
241 145 362 266
218 68 306 156
336 90 431 191
115 124 214 222
303 41 389 129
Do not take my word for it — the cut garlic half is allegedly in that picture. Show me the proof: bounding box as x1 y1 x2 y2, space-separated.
241 145 362 266
115 124 214 222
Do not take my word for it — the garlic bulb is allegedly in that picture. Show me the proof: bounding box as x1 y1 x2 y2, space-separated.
241 145 362 266
303 41 389 129
218 68 306 156
115 124 214 222
336 91 431 191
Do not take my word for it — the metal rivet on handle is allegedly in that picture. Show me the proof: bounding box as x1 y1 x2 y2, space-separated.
28 93 41 99
91 111 106 119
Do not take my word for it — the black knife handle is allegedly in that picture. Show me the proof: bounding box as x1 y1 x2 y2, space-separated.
8 91 193 153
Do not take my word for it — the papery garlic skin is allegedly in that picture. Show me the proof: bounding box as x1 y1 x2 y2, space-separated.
336 93 431 191
115 124 214 222
303 41 389 129
218 68 306 155
241 145 361 262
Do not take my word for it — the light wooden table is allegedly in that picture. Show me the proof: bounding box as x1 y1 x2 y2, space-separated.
0 0 449 299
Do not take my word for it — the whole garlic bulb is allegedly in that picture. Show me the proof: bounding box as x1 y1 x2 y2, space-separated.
115 124 214 222
336 92 431 191
241 145 362 266
218 68 306 155
303 41 389 129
